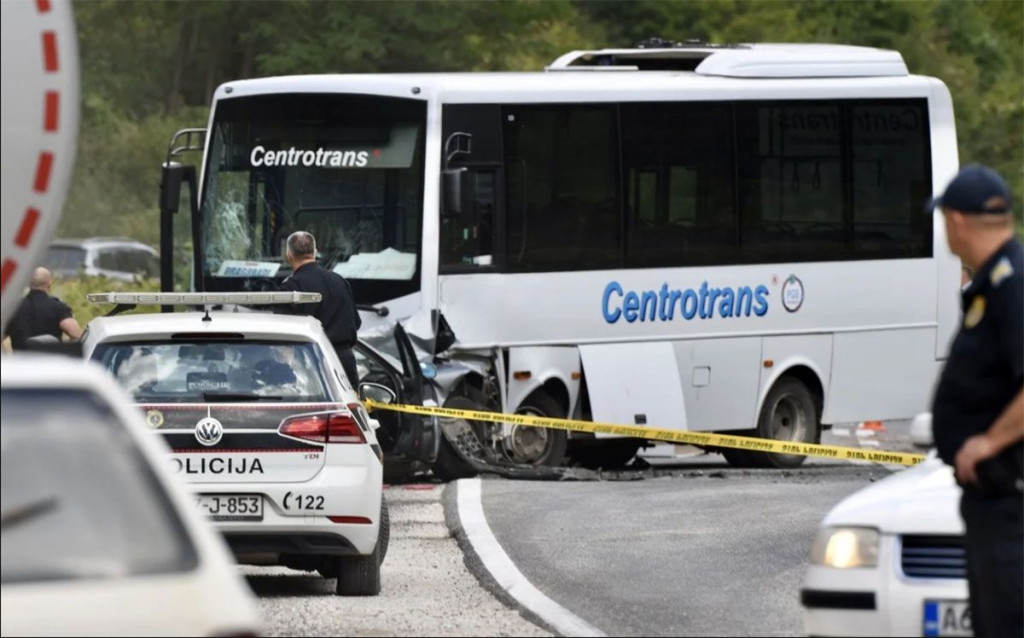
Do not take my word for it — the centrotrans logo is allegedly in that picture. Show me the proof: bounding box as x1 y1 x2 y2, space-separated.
250 145 370 168
602 281 770 324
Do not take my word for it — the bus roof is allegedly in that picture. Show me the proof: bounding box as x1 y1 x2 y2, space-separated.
208 41 946 104
547 42 909 77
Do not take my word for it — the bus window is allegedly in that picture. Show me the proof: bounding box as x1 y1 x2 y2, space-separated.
198 93 426 304
621 102 736 268
850 102 931 259
503 106 620 272
737 102 845 263
441 169 496 269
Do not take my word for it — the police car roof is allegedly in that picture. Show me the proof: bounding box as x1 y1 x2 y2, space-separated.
86 311 326 343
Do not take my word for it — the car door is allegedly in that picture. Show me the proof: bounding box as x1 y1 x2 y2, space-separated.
354 323 439 465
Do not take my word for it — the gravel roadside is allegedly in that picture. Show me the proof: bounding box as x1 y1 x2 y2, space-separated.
242 484 551 637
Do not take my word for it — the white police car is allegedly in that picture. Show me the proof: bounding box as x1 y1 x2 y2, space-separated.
801 414 969 637
1 354 260 635
81 291 396 596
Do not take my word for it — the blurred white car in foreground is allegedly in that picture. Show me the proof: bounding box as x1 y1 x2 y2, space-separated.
0 355 260 637
801 414 970 637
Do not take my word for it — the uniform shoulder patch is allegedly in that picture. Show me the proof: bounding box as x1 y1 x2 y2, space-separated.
964 295 986 329
990 257 1014 287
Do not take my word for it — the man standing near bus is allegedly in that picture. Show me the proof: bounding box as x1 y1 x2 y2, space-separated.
928 164 1023 638
278 231 362 387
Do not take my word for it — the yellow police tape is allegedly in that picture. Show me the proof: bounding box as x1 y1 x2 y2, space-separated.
362 399 925 467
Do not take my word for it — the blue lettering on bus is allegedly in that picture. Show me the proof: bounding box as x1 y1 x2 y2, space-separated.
602 281 772 324
602 281 623 323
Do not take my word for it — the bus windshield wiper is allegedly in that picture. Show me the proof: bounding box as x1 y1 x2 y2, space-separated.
203 392 283 402
0 496 60 532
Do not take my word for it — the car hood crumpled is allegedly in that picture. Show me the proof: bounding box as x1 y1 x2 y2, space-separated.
821 455 964 535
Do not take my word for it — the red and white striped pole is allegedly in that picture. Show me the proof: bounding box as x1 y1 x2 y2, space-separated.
1 0 79 332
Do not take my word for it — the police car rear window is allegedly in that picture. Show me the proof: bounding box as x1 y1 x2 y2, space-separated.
91 341 332 403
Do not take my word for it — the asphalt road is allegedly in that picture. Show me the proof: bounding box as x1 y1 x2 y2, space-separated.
243 484 549 637
477 460 896 637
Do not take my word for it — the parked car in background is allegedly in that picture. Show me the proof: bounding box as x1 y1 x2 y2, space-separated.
45 237 159 281
801 413 970 637
1 354 261 637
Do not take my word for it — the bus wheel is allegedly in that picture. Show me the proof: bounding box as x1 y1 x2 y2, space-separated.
569 439 643 470
504 391 568 467
749 377 820 469
720 443 755 468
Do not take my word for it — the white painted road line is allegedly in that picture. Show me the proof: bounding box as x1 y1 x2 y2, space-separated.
457 477 606 638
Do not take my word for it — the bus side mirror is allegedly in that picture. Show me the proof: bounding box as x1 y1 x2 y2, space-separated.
158 162 199 298
442 168 465 218
159 162 188 215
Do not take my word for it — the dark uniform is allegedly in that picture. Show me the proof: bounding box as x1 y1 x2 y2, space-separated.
932 238 1023 638
4 289 75 350
279 262 362 387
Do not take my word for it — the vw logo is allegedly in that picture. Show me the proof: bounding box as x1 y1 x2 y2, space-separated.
194 417 224 447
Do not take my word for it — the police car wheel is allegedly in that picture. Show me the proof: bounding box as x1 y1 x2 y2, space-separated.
504 390 568 467
335 537 382 596
749 376 820 469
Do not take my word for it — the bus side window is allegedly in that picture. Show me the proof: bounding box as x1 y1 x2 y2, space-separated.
441 169 496 268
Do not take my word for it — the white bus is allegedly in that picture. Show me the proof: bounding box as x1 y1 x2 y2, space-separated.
158 41 961 478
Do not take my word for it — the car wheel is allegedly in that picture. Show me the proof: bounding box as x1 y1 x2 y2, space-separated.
503 390 568 467
747 376 821 469
378 499 390 564
335 540 382 596
430 390 490 482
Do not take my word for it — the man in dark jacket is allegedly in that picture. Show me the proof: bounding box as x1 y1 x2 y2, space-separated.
278 231 362 387
928 164 1023 638
5 267 83 350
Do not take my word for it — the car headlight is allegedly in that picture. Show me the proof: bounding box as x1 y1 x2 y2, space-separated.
810 527 879 568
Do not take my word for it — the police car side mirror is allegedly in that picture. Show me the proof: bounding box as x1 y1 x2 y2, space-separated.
359 382 396 405
909 413 933 449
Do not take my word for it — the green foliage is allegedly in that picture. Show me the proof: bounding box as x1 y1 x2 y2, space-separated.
62 0 1023 249
51 275 161 328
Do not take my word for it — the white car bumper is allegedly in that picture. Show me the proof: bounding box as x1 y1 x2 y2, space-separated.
185 461 382 557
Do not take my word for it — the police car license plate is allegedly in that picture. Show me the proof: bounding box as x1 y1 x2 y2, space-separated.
195 494 263 521
923 600 971 636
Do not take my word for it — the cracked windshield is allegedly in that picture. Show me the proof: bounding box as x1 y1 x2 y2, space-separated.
202 94 425 303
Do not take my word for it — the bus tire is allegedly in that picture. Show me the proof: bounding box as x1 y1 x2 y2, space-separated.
570 439 642 470
505 390 568 467
748 376 821 469
720 444 755 468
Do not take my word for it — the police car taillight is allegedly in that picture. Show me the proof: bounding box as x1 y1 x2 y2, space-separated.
279 412 365 444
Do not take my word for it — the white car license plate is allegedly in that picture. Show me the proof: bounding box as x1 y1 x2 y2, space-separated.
923 600 971 637
195 494 263 521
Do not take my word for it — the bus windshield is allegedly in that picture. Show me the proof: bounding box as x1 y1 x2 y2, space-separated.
200 93 426 304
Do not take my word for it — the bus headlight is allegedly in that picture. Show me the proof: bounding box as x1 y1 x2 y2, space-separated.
810 527 879 568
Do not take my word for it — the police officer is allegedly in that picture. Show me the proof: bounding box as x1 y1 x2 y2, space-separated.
4 267 83 350
278 231 362 387
929 164 1023 638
